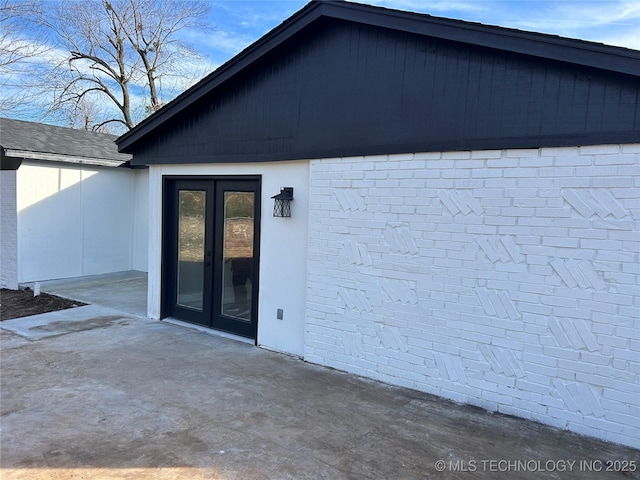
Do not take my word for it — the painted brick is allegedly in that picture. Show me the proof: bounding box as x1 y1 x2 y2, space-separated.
540 146 579 157
539 166 576 177
554 178 592 189
575 373 617 389
470 150 502 159
306 145 640 449
554 155 592 166
487 157 516 168
438 151 470 161
503 167 538 178
505 148 538 158
593 177 635 187
620 144 640 153
519 156 554 167
580 145 620 155
0 171 18 289
594 154 637 166
485 181 517 192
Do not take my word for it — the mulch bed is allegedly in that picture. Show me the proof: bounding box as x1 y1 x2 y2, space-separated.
0 288 86 321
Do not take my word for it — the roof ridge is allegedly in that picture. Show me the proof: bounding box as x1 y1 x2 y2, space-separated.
1 117 119 140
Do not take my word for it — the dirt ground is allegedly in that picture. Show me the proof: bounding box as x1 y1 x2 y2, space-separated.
0 288 85 320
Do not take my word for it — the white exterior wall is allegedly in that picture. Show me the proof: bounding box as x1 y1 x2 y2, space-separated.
1 170 18 289
148 162 310 357
16 161 148 282
305 145 640 448
131 169 149 272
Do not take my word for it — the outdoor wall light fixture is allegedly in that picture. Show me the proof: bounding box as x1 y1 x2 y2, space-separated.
271 187 294 217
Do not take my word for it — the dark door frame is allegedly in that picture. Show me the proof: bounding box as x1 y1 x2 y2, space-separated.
162 179 214 325
161 175 261 342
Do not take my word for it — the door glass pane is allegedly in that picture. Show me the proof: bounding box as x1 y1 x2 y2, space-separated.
221 191 254 321
177 190 206 310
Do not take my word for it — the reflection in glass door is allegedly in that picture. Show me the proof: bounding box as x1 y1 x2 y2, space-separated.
177 190 206 310
221 192 255 321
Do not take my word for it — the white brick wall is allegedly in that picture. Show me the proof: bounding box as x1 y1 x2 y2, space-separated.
0 171 18 289
305 145 640 448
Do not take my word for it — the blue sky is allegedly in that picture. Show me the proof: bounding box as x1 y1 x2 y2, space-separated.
2 0 638 129
199 0 640 70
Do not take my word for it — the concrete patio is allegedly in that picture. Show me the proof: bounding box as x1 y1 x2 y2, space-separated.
1 274 638 479
39 270 148 318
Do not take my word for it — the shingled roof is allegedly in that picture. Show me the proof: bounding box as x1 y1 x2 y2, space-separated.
1 117 132 170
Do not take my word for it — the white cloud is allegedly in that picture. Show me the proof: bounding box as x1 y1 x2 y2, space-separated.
191 28 256 56
564 0 640 25
600 30 640 50
498 1 640 48
0 37 67 73
354 0 487 14
354 0 640 49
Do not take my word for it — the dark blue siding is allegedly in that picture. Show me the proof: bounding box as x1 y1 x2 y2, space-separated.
131 19 640 165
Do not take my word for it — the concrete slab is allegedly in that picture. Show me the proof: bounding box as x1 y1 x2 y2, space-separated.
0 305 134 340
39 271 147 317
1 316 638 480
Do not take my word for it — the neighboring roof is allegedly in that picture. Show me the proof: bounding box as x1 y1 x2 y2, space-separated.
117 0 640 154
1 117 132 169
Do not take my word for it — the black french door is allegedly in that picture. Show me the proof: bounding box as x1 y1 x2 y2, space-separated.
163 178 260 340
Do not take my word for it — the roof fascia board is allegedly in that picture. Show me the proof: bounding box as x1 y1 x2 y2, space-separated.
4 149 128 167
0 149 23 170
130 130 640 166
327 1 640 76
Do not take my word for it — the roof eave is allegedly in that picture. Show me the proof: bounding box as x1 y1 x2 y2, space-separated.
3 148 131 167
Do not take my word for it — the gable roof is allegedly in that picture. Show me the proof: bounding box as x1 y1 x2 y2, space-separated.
117 0 640 155
1 117 132 169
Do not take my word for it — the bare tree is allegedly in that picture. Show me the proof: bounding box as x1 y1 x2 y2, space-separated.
56 95 118 133
41 0 211 132
0 0 48 114
0 1 39 67
114 0 210 114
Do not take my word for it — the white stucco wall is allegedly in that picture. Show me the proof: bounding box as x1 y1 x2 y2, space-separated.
305 145 640 449
16 161 148 282
1 170 18 289
147 162 310 357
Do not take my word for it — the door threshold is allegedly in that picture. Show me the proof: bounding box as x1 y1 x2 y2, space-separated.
161 318 255 345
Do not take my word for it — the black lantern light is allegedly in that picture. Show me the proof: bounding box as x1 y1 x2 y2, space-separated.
271 187 294 217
